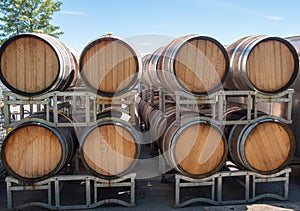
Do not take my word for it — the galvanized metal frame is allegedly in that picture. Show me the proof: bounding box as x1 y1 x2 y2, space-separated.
2 90 137 128
174 168 291 207
5 173 136 210
165 89 293 125
140 86 293 126
2 89 138 210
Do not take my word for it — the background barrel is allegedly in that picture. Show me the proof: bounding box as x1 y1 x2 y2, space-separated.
0 33 78 96
225 109 295 174
136 95 176 140
79 35 140 97
225 35 299 94
143 34 229 95
1 113 77 183
79 112 140 179
161 111 227 178
285 36 300 159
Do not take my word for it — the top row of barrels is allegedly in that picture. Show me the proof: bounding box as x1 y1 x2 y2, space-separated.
0 33 299 97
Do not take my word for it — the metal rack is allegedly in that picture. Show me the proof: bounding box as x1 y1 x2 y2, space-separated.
157 89 294 125
2 89 138 210
139 85 294 207
6 173 136 210
2 89 137 128
175 168 291 207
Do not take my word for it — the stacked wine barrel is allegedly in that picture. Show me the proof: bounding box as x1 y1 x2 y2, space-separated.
0 33 79 96
0 32 298 182
78 35 141 179
0 33 141 182
0 33 81 182
223 35 298 175
138 34 298 178
142 34 230 95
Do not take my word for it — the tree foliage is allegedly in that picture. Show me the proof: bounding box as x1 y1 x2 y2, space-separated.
0 0 63 44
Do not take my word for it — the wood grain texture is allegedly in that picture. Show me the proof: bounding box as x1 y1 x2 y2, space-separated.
244 122 292 172
246 40 295 92
162 112 227 177
225 36 297 93
82 124 137 176
173 124 226 176
80 38 139 95
0 37 59 93
3 125 62 179
174 39 227 93
143 35 228 95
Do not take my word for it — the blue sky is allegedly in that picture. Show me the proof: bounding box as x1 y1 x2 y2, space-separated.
52 0 300 54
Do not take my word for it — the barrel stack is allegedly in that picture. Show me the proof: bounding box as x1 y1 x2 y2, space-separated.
138 34 230 178
0 33 80 182
223 36 298 174
0 33 142 182
77 34 141 179
281 36 300 158
137 34 298 178
0 32 298 184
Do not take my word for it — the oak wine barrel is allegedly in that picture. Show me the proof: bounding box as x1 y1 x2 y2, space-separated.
0 33 78 96
143 35 229 95
79 111 140 179
80 35 140 97
136 95 175 140
1 113 78 183
225 35 299 94
161 111 228 178
285 36 300 158
225 109 295 174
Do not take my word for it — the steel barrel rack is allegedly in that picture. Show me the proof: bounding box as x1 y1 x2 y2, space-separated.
2 89 138 210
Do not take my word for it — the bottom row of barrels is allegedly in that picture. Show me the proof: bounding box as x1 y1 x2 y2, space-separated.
0 103 296 183
136 96 296 178
1 110 140 183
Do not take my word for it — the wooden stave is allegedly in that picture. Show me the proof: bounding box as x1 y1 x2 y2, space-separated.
79 116 140 179
161 111 227 178
225 35 299 94
158 35 229 95
79 35 140 97
142 47 165 88
225 110 296 174
135 95 176 140
0 33 77 96
1 113 77 183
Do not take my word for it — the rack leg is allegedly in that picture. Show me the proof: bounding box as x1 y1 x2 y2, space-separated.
86 178 91 206
175 176 180 206
54 179 60 208
131 176 136 206
217 175 222 203
284 171 289 200
6 180 12 210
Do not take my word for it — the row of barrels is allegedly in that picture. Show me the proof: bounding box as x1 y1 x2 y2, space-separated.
1 109 140 183
2 97 296 182
136 96 296 178
143 35 300 95
1 33 300 97
0 32 140 97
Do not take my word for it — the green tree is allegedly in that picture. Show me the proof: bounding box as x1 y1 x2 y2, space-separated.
0 0 63 45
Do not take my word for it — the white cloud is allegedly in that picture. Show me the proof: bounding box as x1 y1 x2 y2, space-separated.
203 0 283 22
59 11 84 16
263 15 283 21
